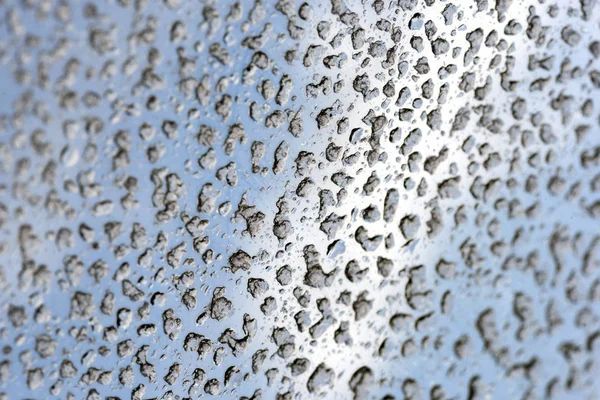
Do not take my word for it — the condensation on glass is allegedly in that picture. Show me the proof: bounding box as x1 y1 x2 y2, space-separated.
0 0 599 399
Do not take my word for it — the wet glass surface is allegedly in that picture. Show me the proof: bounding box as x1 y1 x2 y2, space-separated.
0 0 600 398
